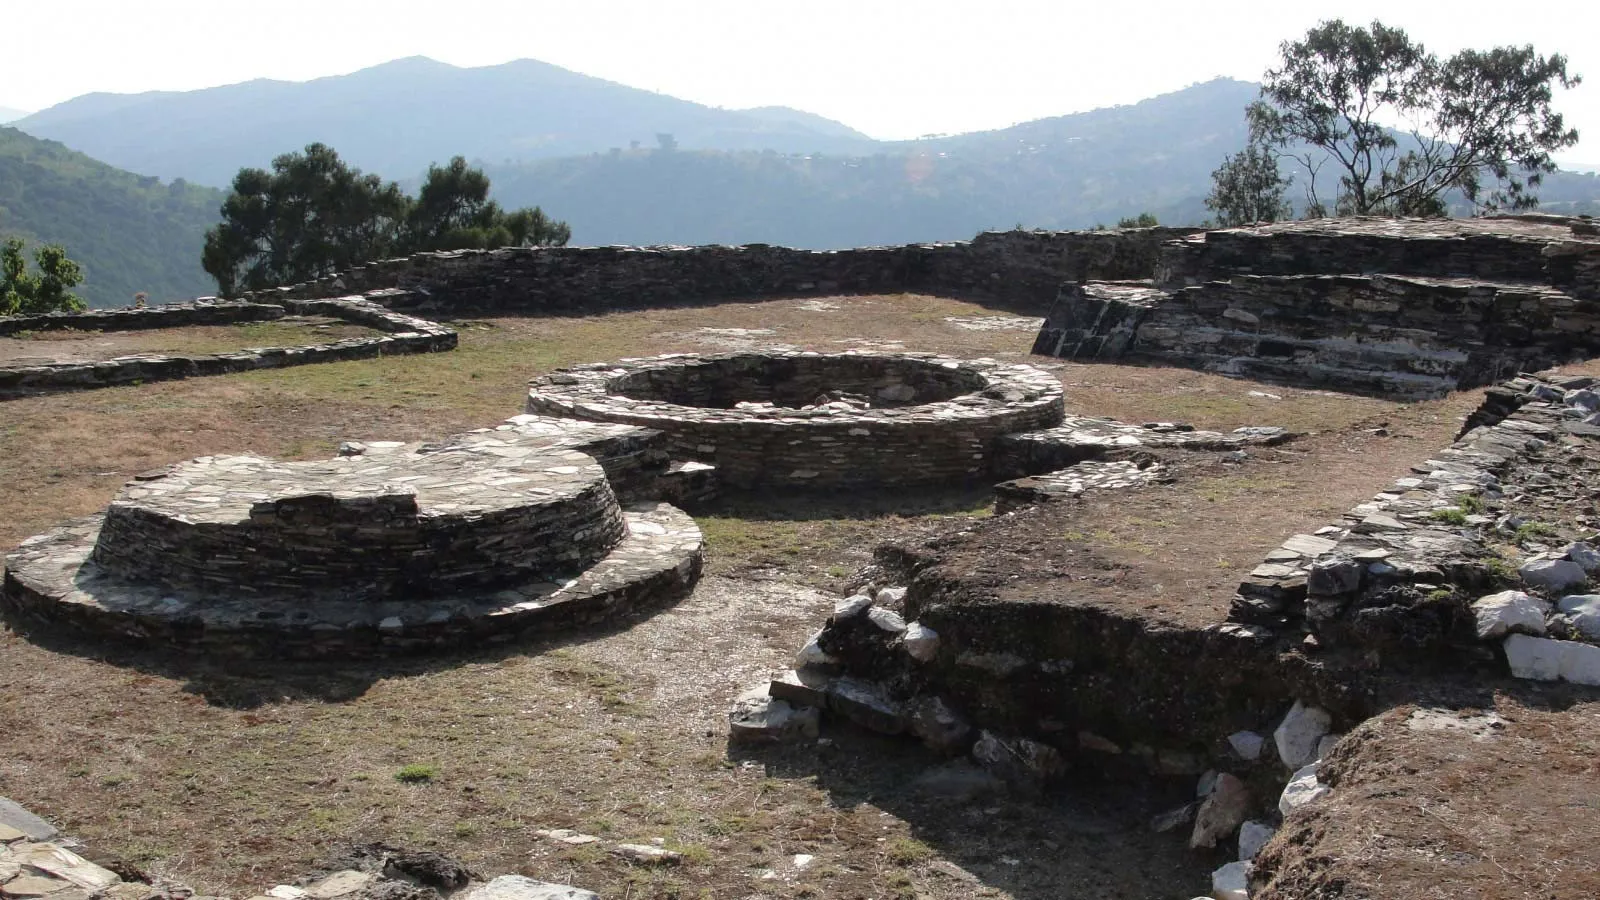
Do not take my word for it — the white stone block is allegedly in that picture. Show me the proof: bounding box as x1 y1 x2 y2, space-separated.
1559 639 1600 686
902 622 939 661
1239 820 1276 861
1273 700 1332 769
1504 633 1563 681
1471 590 1549 639
1211 860 1251 900
1279 763 1330 815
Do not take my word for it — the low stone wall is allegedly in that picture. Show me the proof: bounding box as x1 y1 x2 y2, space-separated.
0 300 287 336
1230 370 1600 684
2 417 710 658
1036 217 1600 400
1155 217 1575 288
0 294 457 398
1546 236 1600 302
526 351 1066 489
240 227 1197 314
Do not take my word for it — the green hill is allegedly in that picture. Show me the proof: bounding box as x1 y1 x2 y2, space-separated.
0 127 223 307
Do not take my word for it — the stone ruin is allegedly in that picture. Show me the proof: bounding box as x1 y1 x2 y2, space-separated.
1034 215 1600 399
7 215 1600 899
2 419 705 657
526 350 1066 488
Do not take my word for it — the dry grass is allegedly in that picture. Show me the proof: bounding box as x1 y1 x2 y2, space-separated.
0 318 382 365
0 292 1489 899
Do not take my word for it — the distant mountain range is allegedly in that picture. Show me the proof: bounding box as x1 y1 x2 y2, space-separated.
5 58 1598 306
0 107 28 124
0 127 224 307
14 57 878 189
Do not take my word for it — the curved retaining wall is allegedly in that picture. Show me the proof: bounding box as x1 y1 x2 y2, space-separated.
527 352 1066 489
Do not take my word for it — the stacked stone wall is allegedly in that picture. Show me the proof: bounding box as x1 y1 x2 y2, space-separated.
1038 217 1600 399
526 352 1065 489
0 294 457 397
0 300 287 336
242 227 1195 314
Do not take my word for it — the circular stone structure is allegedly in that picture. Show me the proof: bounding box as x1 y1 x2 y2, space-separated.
526 351 1065 488
2 441 703 658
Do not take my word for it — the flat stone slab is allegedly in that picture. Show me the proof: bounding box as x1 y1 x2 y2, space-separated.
0 798 56 841
3 503 703 659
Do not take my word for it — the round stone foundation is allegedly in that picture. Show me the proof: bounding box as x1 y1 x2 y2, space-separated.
2 440 704 658
526 351 1065 488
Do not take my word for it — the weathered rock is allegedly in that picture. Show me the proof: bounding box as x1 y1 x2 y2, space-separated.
906 696 972 753
1557 594 1600 639
901 622 939 662
1190 774 1251 849
1307 557 1363 596
1315 733 1343 761
833 594 873 619
1238 820 1276 861
1273 701 1333 769
1471 590 1550 639
457 875 598 900
825 678 905 735
609 844 681 865
0 799 56 842
1280 763 1331 815
15 844 120 893
1563 542 1600 572
874 586 908 605
728 687 820 743
768 668 832 709
1504 633 1565 681
1211 860 1251 900
305 871 376 900
866 607 907 634
794 631 838 670
1227 731 1265 762
971 731 1066 789
1520 558 1588 593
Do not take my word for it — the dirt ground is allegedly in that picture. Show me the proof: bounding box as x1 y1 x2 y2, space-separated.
0 317 382 365
0 293 1509 899
1256 689 1600 900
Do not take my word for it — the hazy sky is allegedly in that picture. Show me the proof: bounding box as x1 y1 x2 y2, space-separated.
5 0 1597 162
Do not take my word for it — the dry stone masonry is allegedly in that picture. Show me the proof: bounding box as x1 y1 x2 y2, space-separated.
0 292 456 397
2 417 704 658
241 227 1196 314
1034 216 1600 399
526 351 1065 488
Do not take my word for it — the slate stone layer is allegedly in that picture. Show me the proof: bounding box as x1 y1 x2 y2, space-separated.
526 351 1066 489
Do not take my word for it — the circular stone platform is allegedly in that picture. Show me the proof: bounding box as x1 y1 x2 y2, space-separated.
526 351 1066 488
2 440 704 658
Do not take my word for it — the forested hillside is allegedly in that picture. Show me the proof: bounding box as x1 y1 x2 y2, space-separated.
0 127 222 307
